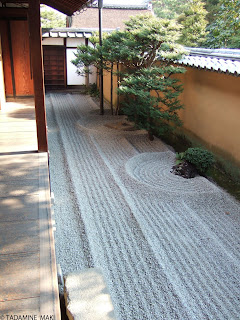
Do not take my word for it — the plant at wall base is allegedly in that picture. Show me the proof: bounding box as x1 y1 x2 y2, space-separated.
88 83 99 98
172 147 215 178
184 147 215 174
118 66 185 140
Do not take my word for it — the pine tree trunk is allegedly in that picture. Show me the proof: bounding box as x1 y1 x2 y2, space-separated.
115 63 120 115
110 63 113 115
148 130 154 141
147 98 154 141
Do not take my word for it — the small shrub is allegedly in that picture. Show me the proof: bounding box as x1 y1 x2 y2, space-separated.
183 147 215 174
88 83 99 97
176 152 185 165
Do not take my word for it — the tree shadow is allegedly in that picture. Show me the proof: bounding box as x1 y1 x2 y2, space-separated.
8 107 36 120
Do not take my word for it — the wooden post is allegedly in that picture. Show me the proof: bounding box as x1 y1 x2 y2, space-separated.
0 34 6 110
98 0 104 115
28 0 48 152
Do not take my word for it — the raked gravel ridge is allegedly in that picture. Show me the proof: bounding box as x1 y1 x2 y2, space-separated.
46 92 240 320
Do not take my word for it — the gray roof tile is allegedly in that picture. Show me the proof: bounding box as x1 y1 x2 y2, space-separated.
178 48 240 76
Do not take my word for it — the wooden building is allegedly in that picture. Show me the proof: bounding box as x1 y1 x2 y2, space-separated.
0 0 91 151
42 27 99 88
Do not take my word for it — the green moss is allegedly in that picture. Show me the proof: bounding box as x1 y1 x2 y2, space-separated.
210 166 240 202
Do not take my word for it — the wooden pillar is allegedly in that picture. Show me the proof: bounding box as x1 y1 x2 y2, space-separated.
28 0 48 152
0 34 6 110
98 0 104 115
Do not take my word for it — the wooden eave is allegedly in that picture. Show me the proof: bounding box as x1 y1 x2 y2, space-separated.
42 0 90 15
0 7 28 18
0 0 91 16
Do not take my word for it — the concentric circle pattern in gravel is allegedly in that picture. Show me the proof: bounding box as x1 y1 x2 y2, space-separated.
125 151 218 193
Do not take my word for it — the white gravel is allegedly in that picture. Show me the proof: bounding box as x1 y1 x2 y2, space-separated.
46 92 240 320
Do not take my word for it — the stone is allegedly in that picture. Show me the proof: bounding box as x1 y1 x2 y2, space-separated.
64 268 116 320
171 160 198 179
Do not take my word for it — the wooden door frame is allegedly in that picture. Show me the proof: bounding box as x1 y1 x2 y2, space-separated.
0 34 6 110
0 15 29 98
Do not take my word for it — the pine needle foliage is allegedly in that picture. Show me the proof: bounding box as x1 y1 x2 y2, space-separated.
118 66 185 138
178 0 208 47
40 5 66 28
72 14 185 75
152 0 188 20
72 14 186 137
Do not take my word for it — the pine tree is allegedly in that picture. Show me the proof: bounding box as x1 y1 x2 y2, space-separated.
116 15 186 138
40 5 66 28
118 66 185 139
205 0 220 24
152 0 188 20
178 0 208 47
72 14 186 138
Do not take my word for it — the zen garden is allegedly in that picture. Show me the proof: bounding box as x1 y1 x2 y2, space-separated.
71 10 238 188
1 1 239 319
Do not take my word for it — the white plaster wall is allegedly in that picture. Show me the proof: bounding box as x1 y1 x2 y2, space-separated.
89 65 97 84
67 38 85 47
42 38 64 45
67 48 85 85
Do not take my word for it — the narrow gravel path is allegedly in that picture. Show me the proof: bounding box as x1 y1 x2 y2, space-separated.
46 92 240 320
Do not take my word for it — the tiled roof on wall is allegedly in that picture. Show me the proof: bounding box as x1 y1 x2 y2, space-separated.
42 27 114 39
178 48 240 76
89 0 150 9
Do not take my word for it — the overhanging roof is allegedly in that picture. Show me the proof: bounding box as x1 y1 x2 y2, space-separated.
42 0 92 15
0 0 93 16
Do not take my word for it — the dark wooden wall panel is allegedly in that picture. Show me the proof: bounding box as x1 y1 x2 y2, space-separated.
11 20 34 96
0 20 13 96
43 46 66 88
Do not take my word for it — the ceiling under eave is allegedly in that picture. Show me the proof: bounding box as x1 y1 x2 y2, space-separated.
42 0 91 15
0 0 92 16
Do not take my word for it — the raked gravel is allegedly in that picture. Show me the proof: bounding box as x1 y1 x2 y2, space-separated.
46 92 240 320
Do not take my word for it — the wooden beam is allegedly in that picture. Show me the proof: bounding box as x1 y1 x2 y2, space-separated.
28 0 48 152
41 0 73 16
0 8 28 19
0 34 6 110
